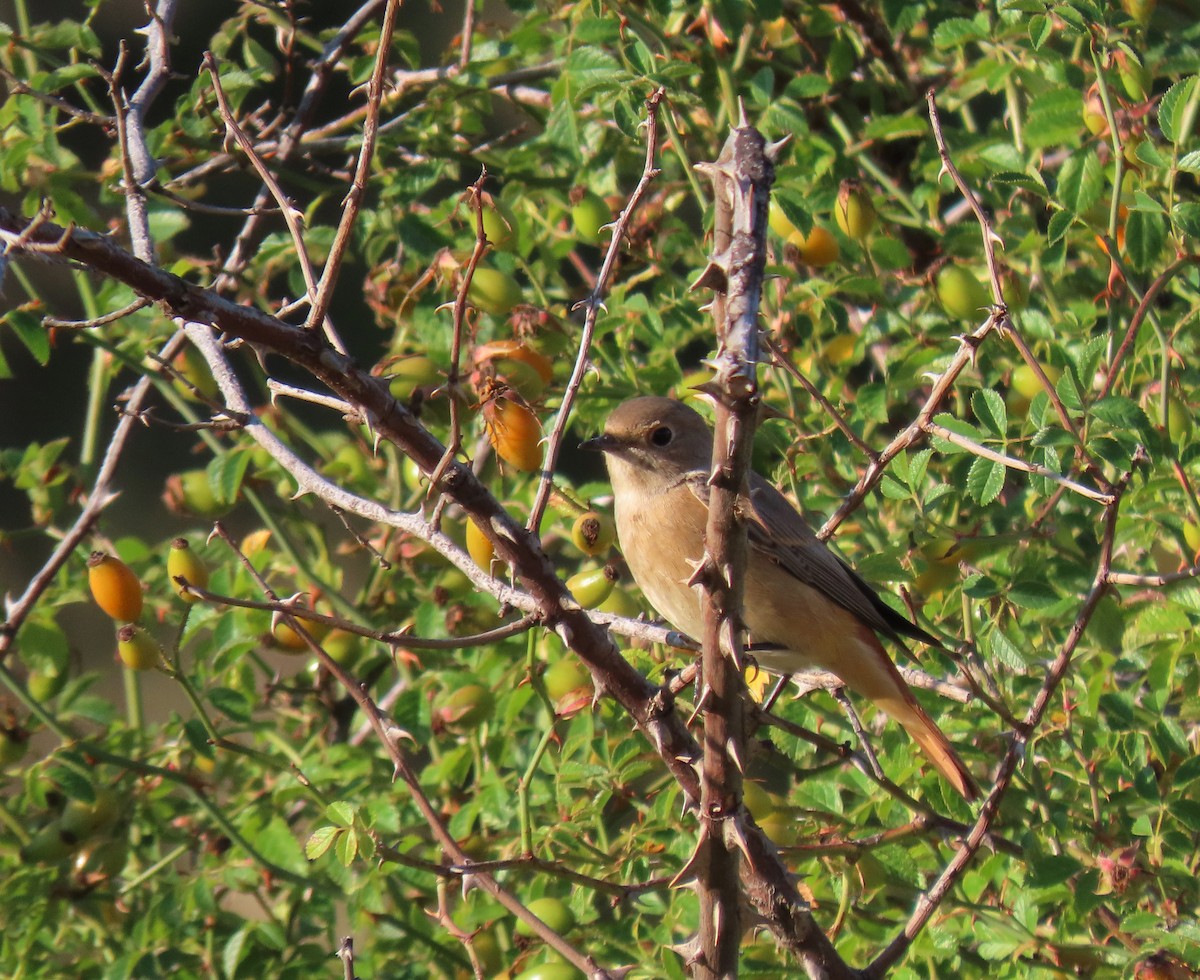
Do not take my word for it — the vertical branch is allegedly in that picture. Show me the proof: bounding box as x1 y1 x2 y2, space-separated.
304 0 400 338
0 1 185 659
526 88 666 534
689 107 779 979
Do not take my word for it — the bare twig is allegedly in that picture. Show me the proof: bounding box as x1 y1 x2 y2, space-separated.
178 580 537 650
43 297 151 328
203 52 325 338
1099 253 1200 400
429 170 490 498
1106 563 1200 586
0 66 113 126
819 311 1001 539
266 380 360 418
923 421 1113 504
215 0 386 290
304 0 400 335
764 335 873 456
527 87 667 534
926 89 1107 488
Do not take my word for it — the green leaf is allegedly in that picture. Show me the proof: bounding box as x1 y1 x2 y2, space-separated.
1055 149 1102 214
1123 208 1166 272
1047 209 1074 246
1090 396 1146 429
1029 854 1082 888
1172 202 1200 239
304 826 340 861
3 309 50 365
1025 87 1086 150
967 456 1005 505
1158 76 1199 144
335 826 359 866
325 801 356 827
208 451 251 506
1174 801 1200 833
990 171 1048 195
932 17 987 49
1178 150 1200 174
222 926 252 980
857 382 889 423
988 628 1028 669
972 388 1007 437
1008 580 1060 609
208 686 253 721
879 475 910 499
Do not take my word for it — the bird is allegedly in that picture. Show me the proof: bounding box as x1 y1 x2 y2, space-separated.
581 395 978 800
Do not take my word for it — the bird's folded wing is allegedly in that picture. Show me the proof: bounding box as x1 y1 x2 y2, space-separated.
683 470 938 647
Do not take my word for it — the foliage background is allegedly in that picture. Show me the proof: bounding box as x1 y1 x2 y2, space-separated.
1 0 1199 977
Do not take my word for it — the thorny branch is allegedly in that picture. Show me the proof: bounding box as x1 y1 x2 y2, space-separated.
208 526 612 978
304 0 400 334
0 0 185 661
526 88 668 535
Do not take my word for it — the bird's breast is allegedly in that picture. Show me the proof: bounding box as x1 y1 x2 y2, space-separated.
613 485 708 638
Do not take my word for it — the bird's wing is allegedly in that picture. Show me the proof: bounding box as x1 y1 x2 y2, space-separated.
683 471 938 647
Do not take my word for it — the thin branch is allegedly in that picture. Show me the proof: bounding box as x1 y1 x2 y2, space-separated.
0 65 114 126
865 452 1141 979
215 0 386 290
764 335 873 456
923 422 1113 504
43 296 151 328
266 379 361 418
178 581 537 650
1106 562 1200 587
926 88 1107 488
527 87 667 534
210 525 611 978
304 0 400 335
429 170 489 497
819 311 1001 539
1098 253 1200 400
203 51 326 340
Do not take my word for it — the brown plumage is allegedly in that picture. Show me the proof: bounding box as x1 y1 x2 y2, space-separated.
583 396 978 801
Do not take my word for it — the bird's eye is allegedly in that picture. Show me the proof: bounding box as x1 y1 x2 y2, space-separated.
649 425 673 447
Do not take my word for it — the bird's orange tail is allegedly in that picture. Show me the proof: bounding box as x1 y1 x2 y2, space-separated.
846 630 979 801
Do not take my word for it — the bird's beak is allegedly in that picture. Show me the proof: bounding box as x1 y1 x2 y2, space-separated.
579 433 617 453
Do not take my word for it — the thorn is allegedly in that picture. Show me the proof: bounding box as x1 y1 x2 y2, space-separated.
670 827 708 887
690 261 728 293
737 97 749 129
726 737 744 774
684 557 707 589
727 815 754 863
937 162 950 184
765 135 792 162
688 684 711 726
